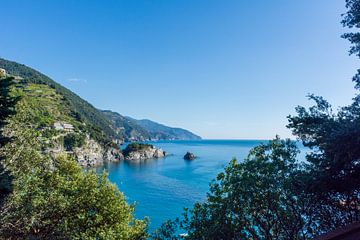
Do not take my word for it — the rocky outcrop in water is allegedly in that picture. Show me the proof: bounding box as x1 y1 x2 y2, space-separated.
184 151 196 160
123 143 165 161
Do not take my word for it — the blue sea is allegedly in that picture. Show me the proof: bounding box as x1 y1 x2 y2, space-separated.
96 140 306 231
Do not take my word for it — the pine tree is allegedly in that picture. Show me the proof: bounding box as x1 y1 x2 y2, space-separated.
0 76 19 203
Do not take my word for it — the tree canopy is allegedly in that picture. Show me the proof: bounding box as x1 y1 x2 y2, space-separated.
0 154 148 239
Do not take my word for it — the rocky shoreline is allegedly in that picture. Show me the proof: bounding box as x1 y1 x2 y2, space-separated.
50 139 166 167
47 139 167 167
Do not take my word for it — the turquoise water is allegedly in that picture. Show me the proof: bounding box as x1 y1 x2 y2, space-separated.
96 140 303 231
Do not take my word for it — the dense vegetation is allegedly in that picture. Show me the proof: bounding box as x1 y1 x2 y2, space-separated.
0 76 148 239
64 133 86 151
0 77 19 204
122 142 153 156
152 1 360 239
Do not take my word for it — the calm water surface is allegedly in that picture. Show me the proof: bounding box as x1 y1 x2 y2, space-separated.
96 140 304 230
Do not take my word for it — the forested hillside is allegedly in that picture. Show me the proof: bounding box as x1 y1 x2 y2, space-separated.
101 110 152 141
0 58 121 144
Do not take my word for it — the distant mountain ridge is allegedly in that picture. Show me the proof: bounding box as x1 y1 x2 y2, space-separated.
0 58 201 142
101 110 201 141
126 117 201 140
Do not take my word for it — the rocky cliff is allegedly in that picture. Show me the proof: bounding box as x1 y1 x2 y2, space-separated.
73 138 123 167
47 137 122 167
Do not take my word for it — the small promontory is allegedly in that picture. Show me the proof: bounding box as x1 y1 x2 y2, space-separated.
123 143 166 161
184 151 196 160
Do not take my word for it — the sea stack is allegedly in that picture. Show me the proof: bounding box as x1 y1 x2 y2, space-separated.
184 151 196 160
123 143 166 161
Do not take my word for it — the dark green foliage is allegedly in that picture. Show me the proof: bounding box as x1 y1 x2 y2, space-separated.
286 94 360 231
0 155 148 239
0 77 19 145
155 138 352 239
0 77 19 203
342 0 360 57
176 138 312 240
151 219 181 240
342 0 360 88
63 133 86 151
288 95 360 195
284 0 360 230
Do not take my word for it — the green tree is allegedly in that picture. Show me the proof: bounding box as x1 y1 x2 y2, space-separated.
287 95 360 227
151 219 181 240
0 76 19 203
64 133 86 151
154 138 314 240
0 77 18 144
285 0 360 229
0 155 148 239
342 0 360 60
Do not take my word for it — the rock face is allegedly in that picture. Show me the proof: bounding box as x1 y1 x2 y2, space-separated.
184 152 196 160
73 138 123 167
123 143 166 161
47 136 123 167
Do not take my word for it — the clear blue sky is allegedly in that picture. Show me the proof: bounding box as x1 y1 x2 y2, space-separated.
1 0 358 139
